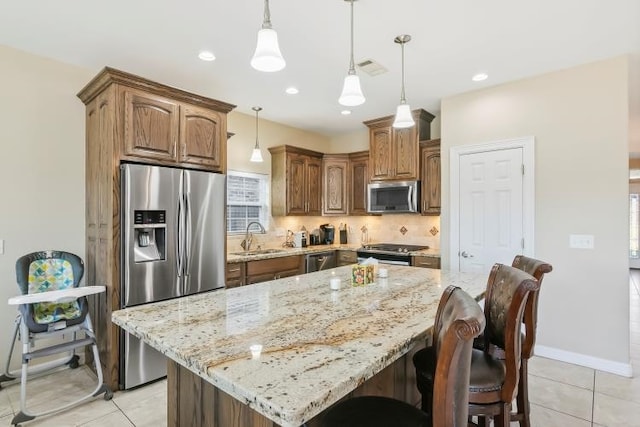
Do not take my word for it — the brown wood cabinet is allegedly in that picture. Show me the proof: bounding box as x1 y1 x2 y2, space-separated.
269 145 323 216
122 88 225 171
77 67 234 390
349 151 369 215
336 250 358 266
225 262 245 288
364 109 435 181
245 255 304 285
420 139 441 215
323 154 349 216
411 256 441 269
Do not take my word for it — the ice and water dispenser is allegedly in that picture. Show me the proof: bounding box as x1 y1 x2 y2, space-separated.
133 210 166 262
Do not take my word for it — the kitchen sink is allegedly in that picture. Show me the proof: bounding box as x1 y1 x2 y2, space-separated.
230 249 286 256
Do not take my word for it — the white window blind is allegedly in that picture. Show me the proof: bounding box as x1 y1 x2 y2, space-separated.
631 194 639 259
227 171 269 233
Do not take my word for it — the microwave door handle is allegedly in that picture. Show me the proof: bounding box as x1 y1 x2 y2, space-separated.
407 185 413 211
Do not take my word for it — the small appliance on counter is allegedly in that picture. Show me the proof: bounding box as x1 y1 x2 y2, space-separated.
293 231 307 248
320 224 335 245
309 230 321 245
339 223 348 244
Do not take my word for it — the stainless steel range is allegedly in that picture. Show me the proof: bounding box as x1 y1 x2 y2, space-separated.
357 243 429 265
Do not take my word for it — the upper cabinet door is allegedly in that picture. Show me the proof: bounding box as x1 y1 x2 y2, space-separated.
369 127 393 180
287 153 307 215
322 156 349 216
393 126 418 180
123 90 179 161
420 139 441 215
179 105 223 171
349 152 369 215
306 157 323 216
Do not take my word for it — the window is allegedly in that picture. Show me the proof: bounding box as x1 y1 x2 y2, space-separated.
227 171 269 234
631 194 639 258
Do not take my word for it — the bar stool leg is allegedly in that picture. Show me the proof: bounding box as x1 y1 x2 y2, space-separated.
515 358 531 427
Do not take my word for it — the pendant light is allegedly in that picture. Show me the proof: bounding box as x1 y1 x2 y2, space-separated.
250 107 264 162
251 0 286 72
338 0 365 106
392 34 415 128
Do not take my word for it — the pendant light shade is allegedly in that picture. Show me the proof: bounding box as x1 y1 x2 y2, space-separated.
393 103 414 128
338 0 365 106
339 74 365 106
250 107 264 163
392 34 415 128
251 0 286 72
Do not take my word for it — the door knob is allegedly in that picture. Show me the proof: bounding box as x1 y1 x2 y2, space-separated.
460 251 474 258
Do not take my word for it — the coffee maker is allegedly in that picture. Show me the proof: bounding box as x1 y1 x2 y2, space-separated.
319 224 335 245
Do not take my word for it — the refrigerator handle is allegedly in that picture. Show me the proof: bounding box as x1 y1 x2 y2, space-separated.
184 189 191 277
176 190 183 277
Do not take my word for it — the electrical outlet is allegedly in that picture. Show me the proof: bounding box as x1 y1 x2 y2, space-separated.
569 234 594 249
0 239 4 255
275 228 285 237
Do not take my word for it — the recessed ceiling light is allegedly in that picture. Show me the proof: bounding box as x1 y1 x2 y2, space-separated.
198 51 216 61
285 87 299 95
472 72 488 82
341 110 352 115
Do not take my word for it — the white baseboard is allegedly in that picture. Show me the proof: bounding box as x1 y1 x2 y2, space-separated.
535 345 633 378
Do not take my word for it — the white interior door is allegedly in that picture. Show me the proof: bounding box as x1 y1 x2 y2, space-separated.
458 148 524 273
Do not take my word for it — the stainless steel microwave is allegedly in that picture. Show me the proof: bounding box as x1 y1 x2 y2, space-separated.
367 181 420 214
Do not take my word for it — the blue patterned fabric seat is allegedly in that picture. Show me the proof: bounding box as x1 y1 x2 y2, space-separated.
16 251 88 333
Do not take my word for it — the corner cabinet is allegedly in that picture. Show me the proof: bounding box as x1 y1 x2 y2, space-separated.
419 139 441 215
364 109 434 181
77 67 235 390
269 145 323 216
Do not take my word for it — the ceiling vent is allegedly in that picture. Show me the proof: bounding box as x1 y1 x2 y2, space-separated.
357 59 388 76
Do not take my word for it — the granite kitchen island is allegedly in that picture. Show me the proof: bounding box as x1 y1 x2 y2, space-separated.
112 265 486 427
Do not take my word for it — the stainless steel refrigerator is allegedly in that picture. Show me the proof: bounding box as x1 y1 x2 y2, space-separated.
120 163 226 389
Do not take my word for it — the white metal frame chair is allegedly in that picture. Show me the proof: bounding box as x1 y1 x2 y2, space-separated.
0 250 112 426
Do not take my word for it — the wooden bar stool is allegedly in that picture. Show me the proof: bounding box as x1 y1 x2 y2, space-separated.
509 256 553 427
414 264 539 427
320 285 485 427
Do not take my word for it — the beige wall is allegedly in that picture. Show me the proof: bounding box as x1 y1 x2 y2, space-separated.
441 56 631 367
0 45 94 366
227 112 330 174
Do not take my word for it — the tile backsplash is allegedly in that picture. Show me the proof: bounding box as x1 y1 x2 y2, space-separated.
227 214 441 251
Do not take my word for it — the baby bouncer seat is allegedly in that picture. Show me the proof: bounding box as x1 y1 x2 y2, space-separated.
0 250 112 426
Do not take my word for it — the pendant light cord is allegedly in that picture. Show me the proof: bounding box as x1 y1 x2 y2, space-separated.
348 0 355 75
400 41 407 104
262 0 272 29
254 109 260 149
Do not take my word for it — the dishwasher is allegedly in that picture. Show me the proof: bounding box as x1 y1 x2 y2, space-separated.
305 251 337 273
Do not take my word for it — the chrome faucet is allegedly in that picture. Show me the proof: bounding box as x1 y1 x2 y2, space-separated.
241 221 266 252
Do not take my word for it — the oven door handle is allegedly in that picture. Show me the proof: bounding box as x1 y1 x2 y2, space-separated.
378 259 410 266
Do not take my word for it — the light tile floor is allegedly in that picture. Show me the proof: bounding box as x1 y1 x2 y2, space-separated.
1 272 639 427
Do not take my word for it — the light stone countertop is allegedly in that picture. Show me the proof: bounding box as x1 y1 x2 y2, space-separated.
112 265 484 427
226 243 440 263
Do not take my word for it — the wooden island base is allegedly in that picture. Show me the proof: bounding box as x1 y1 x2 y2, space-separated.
167 345 422 427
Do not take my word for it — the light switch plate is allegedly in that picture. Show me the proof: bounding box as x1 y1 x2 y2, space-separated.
0 239 4 254
569 234 594 249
